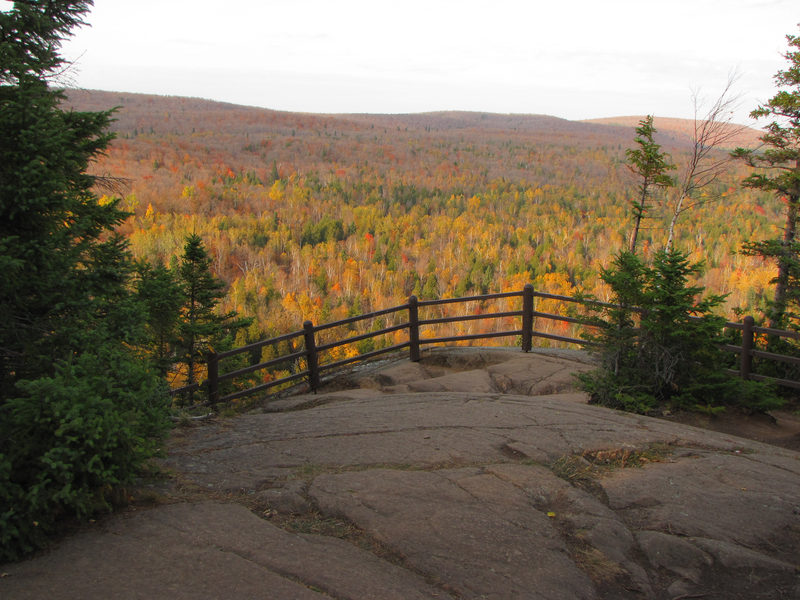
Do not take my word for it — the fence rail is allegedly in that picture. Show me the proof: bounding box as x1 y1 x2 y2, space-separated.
170 284 800 406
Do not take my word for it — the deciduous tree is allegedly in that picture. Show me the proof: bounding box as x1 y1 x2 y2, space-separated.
666 73 744 251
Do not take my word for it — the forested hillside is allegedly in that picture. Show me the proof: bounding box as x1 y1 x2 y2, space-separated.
65 89 776 358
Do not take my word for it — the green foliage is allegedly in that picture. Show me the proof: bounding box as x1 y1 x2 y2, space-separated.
421 273 439 300
175 233 225 390
134 260 183 376
215 321 264 399
1 340 171 561
0 1 171 559
578 250 782 413
1 0 132 394
625 116 675 253
300 215 345 247
0 80 123 385
732 27 800 327
173 233 253 401
0 1 92 84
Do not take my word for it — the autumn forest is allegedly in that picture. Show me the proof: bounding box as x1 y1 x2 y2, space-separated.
64 89 775 378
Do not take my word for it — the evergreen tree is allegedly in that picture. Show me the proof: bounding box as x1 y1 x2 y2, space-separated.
578 250 780 414
0 1 170 560
270 159 280 183
0 5 124 386
732 27 800 328
421 273 439 300
625 116 676 253
174 233 251 401
135 259 182 377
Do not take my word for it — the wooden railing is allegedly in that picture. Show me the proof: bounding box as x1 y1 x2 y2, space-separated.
170 284 800 406
720 315 800 390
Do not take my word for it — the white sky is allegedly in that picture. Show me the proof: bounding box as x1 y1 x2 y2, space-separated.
5 0 799 122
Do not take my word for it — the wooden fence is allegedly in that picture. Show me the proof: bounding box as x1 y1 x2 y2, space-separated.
170 284 800 406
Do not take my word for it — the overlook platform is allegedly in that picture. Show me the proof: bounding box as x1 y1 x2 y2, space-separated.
3 348 800 599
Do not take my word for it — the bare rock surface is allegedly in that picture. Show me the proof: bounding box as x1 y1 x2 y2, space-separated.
602 449 800 549
487 355 594 396
3 348 800 599
0 502 440 600
406 368 499 393
310 467 596 600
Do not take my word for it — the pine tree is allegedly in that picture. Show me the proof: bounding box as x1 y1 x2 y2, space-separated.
174 233 251 401
422 273 439 300
732 27 800 328
135 259 183 377
578 250 780 413
625 116 676 253
0 1 170 560
0 8 125 386
0 0 148 389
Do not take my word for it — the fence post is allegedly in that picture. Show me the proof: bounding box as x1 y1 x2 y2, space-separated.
206 350 220 406
522 284 534 352
303 320 320 392
408 295 421 362
740 315 754 380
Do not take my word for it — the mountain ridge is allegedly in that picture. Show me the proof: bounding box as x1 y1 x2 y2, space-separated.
65 89 760 147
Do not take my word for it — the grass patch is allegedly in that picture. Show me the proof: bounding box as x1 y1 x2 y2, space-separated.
551 443 674 483
275 511 360 538
549 443 675 502
573 547 627 584
130 488 164 505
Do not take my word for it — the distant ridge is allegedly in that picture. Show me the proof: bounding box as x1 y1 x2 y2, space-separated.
582 115 761 148
67 89 753 142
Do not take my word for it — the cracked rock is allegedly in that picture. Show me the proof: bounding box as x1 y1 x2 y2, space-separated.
309 467 597 600
636 530 712 583
256 481 311 514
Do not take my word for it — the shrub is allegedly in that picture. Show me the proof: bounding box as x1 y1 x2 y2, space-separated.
578 249 783 413
0 344 171 561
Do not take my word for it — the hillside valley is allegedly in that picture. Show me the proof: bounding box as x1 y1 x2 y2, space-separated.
64 89 778 378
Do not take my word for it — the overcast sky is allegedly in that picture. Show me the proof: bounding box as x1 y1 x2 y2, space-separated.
5 0 799 123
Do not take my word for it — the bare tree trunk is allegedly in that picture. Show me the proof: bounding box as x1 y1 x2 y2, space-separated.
665 193 686 253
629 186 648 252
629 218 641 253
666 71 743 251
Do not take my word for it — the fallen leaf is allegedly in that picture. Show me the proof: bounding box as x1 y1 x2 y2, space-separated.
547 512 556 518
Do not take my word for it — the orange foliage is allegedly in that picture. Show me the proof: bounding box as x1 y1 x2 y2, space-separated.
62 89 777 349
